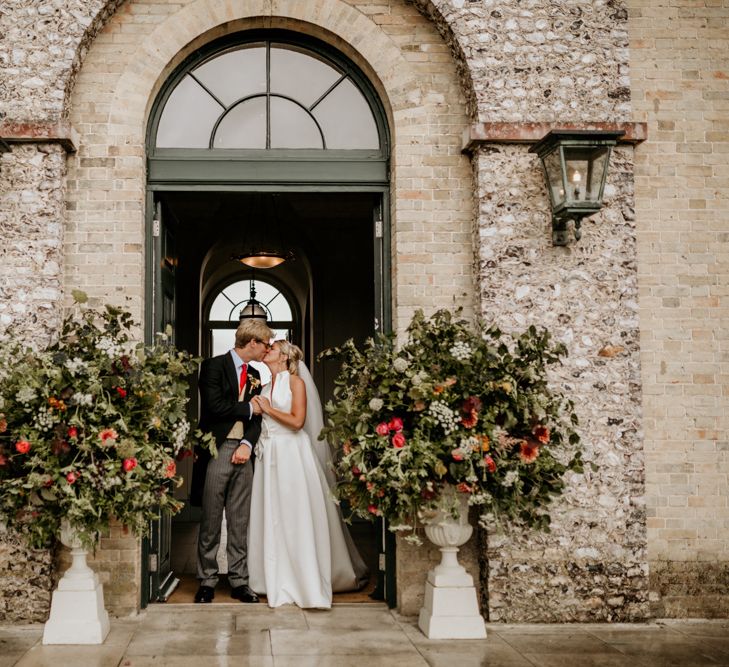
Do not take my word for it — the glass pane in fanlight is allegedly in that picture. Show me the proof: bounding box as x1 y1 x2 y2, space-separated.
193 46 266 107
542 149 565 207
264 292 293 320
156 75 223 148
564 149 592 203
213 98 267 148
313 78 379 149
270 97 323 148
211 329 236 357
270 45 341 108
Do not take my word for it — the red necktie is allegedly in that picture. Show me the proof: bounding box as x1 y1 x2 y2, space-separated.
239 363 248 394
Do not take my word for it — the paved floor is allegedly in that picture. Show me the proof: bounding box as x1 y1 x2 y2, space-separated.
2 604 729 666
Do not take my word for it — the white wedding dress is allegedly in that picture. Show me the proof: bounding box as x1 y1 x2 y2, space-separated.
248 370 368 608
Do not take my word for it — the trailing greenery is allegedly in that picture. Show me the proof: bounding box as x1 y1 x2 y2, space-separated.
320 309 583 543
0 292 213 548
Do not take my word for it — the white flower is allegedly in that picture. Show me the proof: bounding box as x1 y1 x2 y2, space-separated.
65 357 87 375
411 370 428 386
449 341 473 361
369 397 384 411
393 357 409 373
172 419 191 452
502 470 519 488
72 392 93 406
16 386 37 405
428 400 459 434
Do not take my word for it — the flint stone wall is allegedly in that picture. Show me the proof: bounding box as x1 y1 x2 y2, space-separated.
473 143 647 621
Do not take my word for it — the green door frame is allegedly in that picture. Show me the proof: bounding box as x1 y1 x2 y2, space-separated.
142 27 395 609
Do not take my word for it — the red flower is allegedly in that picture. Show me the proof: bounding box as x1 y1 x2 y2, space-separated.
451 448 464 462
43 477 53 488
532 425 550 444
519 440 540 463
461 411 478 428
462 396 482 414
421 487 435 500
367 504 379 515
66 471 78 484
484 455 496 473
176 448 193 461
388 417 404 432
51 440 71 456
0 453 7 467
0 418 7 433
15 440 31 455
375 422 389 436
67 426 78 439
352 466 361 476
115 387 127 398
391 432 406 448
122 457 138 472
456 482 473 494
164 460 176 479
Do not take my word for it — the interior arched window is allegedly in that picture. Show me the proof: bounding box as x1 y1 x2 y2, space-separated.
155 41 380 150
206 278 296 357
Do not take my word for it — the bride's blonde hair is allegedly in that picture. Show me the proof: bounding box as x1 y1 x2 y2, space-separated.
275 340 303 375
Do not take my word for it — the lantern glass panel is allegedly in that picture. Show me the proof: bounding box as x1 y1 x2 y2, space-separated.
564 145 610 204
543 148 565 207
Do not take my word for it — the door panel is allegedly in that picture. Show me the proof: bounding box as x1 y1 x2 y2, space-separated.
144 200 179 604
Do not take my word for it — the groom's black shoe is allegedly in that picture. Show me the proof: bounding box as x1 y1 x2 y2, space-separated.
231 585 259 603
194 585 215 603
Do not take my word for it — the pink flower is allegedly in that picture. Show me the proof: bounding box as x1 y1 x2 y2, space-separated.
66 471 78 484
457 482 473 494
391 432 406 448
367 504 379 515
67 426 78 439
388 417 404 432
122 457 138 472
451 448 464 462
164 460 176 479
99 428 118 444
375 422 390 436
342 441 352 455
484 455 496 473
519 440 540 463
15 440 31 455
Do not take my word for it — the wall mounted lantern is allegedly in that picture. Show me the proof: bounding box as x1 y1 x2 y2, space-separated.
529 129 624 245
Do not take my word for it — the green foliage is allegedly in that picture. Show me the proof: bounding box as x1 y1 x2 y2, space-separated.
320 309 582 543
0 293 213 548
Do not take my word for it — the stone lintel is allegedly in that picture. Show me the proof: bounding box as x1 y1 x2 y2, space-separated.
0 121 79 153
462 122 648 153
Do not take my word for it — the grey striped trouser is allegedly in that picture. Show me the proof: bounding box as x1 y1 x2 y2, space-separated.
197 439 254 588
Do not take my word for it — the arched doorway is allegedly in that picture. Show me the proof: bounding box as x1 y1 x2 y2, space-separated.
143 30 391 606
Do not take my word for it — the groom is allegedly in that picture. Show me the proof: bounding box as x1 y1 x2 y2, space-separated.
193 318 273 604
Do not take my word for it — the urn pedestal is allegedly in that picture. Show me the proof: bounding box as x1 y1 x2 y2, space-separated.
418 487 487 639
43 521 110 645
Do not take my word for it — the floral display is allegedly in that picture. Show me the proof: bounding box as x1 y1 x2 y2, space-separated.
0 292 212 548
320 309 583 543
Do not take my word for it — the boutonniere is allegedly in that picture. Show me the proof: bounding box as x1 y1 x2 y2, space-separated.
248 377 261 390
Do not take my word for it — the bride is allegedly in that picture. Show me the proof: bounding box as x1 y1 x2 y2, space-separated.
247 340 368 608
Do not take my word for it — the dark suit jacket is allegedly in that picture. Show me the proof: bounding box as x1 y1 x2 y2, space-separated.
190 352 263 506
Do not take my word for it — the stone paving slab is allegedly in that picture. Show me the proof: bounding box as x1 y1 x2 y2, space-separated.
2 606 729 667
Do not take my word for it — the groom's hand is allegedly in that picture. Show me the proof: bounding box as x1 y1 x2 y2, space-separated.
231 443 251 464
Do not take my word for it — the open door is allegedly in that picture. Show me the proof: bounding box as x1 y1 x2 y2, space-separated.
142 199 179 604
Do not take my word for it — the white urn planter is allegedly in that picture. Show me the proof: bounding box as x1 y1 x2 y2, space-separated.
418 486 487 639
42 520 110 645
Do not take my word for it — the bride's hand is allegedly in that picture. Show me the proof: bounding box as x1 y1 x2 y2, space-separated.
253 395 271 414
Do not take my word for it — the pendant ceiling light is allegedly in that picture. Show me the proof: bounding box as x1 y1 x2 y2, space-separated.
232 194 294 269
238 275 268 321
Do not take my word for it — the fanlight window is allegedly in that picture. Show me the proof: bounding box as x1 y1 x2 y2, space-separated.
206 278 295 357
156 42 380 150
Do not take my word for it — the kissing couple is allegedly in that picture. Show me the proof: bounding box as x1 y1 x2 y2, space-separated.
192 319 368 608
